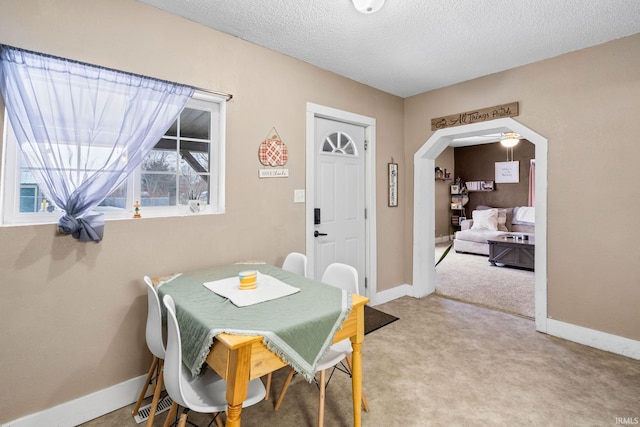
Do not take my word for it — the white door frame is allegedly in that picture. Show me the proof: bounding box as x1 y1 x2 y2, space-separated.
306 102 377 301
412 118 549 332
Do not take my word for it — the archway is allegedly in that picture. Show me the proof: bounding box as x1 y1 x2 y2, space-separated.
412 118 548 332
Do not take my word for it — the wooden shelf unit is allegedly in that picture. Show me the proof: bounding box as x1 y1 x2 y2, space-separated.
465 180 494 192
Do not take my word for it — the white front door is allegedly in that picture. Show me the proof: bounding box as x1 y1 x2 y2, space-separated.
314 117 366 294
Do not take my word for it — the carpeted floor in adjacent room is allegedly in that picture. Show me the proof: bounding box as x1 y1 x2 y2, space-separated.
434 242 535 318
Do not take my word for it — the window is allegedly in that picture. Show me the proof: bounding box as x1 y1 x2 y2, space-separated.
322 131 357 155
1 92 226 225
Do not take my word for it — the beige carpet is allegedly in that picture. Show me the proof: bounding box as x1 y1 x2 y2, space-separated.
435 243 535 318
81 296 640 427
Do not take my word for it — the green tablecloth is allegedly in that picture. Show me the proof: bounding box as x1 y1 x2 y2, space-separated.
157 263 351 381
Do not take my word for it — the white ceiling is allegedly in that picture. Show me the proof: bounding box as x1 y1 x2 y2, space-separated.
139 0 640 98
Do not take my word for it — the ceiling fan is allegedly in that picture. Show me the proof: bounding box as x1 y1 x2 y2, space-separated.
450 132 520 147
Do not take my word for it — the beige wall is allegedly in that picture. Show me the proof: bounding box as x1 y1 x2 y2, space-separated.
405 34 640 341
454 141 535 215
1 0 639 423
0 0 405 422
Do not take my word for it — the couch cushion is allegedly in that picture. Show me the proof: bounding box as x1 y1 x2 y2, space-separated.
471 208 498 231
512 224 535 234
455 229 507 244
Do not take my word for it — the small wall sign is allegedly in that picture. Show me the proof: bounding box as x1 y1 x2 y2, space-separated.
388 162 398 207
495 161 519 183
431 102 519 131
259 169 289 178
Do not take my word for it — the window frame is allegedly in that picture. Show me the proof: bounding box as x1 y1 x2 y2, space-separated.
0 91 226 226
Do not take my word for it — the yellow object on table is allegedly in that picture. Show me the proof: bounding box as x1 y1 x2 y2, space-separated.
238 270 257 290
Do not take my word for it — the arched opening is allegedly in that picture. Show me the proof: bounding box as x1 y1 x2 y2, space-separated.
412 118 548 332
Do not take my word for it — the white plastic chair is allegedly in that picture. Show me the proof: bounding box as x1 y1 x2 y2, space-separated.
132 276 167 426
319 262 358 294
282 252 307 277
274 262 369 426
162 294 266 427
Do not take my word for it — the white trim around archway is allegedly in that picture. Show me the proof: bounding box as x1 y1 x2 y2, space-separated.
412 118 548 332
411 118 640 360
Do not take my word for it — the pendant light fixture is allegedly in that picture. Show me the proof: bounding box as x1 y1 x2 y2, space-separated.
351 0 386 14
500 132 520 148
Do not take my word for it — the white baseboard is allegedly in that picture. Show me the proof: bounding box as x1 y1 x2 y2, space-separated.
370 283 413 306
2 374 152 427
371 283 640 361
546 318 640 360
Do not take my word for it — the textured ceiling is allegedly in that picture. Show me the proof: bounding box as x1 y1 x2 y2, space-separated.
139 0 640 98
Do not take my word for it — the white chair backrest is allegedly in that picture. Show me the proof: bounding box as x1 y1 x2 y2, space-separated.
321 263 358 294
144 276 165 359
162 294 188 408
282 252 307 277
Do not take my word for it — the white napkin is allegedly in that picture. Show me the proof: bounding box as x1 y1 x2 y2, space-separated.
203 272 300 307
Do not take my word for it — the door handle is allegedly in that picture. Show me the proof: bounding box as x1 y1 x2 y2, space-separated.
314 230 328 237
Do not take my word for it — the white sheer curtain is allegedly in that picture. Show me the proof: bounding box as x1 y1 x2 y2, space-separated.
0 45 194 242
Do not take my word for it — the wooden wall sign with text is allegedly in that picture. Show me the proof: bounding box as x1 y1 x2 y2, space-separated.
431 102 519 131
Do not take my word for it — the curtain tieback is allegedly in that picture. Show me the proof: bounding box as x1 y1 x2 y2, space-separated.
58 212 104 243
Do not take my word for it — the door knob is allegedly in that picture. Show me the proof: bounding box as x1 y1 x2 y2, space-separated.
314 230 328 237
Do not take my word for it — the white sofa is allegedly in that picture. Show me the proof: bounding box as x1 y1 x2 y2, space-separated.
453 206 535 256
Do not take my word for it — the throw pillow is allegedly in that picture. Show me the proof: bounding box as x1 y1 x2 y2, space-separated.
513 206 535 225
496 208 508 232
476 205 511 231
471 208 498 231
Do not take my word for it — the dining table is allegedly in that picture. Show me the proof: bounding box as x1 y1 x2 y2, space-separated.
155 262 369 427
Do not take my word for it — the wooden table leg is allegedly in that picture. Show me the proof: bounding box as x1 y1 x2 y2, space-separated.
345 355 369 412
350 304 365 427
351 342 363 427
224 343 252 427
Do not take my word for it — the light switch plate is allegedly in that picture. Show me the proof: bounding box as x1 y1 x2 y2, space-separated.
294 189 305 203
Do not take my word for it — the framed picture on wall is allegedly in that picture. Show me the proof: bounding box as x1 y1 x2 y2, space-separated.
481 180 494 190
388 162 398 207
495 161 519 183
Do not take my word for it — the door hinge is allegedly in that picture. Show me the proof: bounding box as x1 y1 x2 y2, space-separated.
364 140 368 150
364 208 367 219
364 277 368 289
